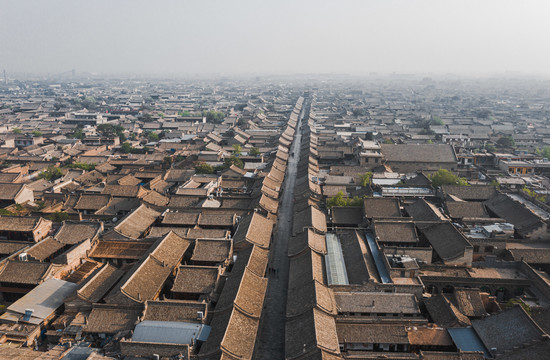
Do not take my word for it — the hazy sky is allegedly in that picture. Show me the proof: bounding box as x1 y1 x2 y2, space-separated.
1 0 549 76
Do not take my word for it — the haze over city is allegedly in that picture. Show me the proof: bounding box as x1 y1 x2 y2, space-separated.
2 0 550 76
2 1 550 359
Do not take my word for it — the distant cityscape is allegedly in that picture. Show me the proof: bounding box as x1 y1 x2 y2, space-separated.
0 75 549 359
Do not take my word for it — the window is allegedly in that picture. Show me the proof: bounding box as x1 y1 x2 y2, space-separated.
485 245 494 253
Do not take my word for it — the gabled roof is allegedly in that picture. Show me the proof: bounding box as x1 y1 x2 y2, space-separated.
330 207 363 226
288 249 325 294
287 280 336 318
141 190 169 207
26 237 64 261
114 204 161 239
246 245 269 278
220 307 260 359
171 265 219 295
451 288 488 318
102 184 146 198
234 213 273 249
381 143 457 163
334 292 420 315
288 229 327 258
54 221 102 245
484 194 545 236
0 216 50 233
405 198 446 222
286 309 341 359
293 206 327 235
259 194 279 214
446 202 489 219
508 248 550 264
222 164 248 178
162 211 200 226
0 183 28 200
373 220 419 244
0 260 52 285
191 239 232 263
424 294 472 328
84 304 141 334
105 232 190 304
442 185 497 201
233 269 267 319
77 263 125 303
74 194 111 211
89 239 154 260
143 300 207 323
336 323 409 345
472 306 546 356
417 222 472 261
363 197 401 218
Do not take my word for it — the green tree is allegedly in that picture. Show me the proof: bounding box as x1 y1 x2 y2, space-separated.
38 166 64 181
67 162 96 171
485 143 497 152
536 146 550 159
32 130 42 137
327 191 348 208
232 144 242 156
523 187 546 202
46 211 70 222
504 298 531 315
352 108 366 117
195 162 214 174
69 126 85 140
496 136 515 148
203 110 225 123
383 138 393 144
360 172 373 187
327 192 364 208
145 131 159 141
179 110 195 117
224 155 244 169
476 109 492 119
430 115 444 125
430 169 469 187
250 147 261 156
12 128 22 134
0 209 15 216
97 124 126 142
120 142 133 154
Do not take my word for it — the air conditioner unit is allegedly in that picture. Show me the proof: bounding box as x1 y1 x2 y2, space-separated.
19 253 28 261
197 311 204 321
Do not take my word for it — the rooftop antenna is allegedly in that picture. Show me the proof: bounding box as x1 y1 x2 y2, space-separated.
3 69 6 84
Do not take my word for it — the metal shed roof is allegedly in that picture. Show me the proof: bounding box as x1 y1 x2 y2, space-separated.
132 320 211 345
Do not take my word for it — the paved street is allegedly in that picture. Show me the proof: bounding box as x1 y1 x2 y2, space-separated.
255 100 306 359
